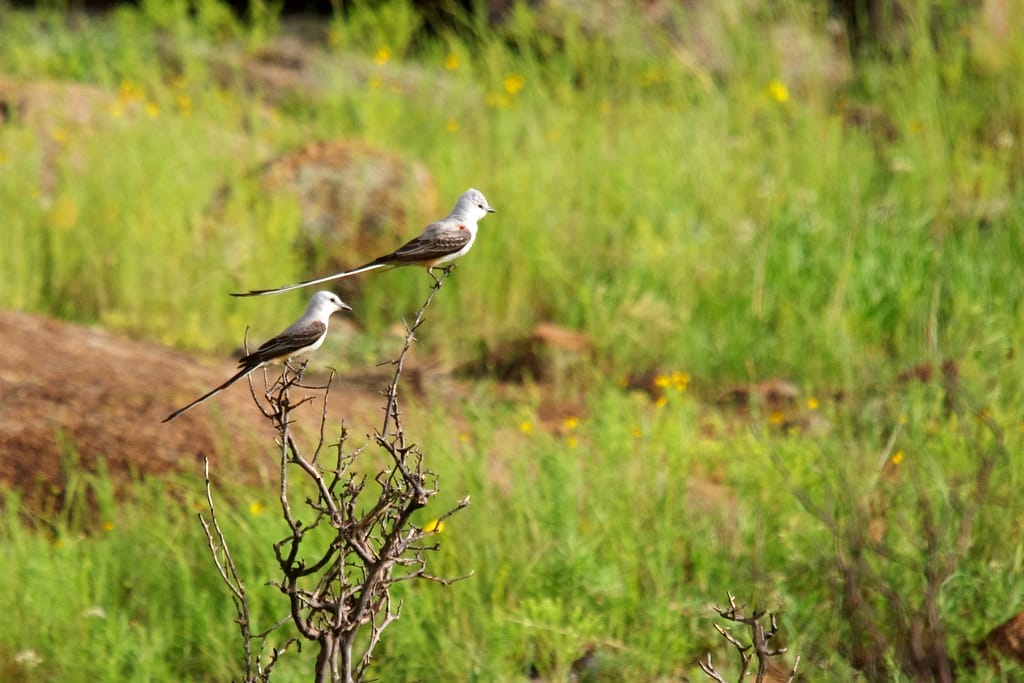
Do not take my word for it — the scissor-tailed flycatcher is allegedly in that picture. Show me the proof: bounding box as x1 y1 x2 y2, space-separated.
163 290 351 422
231 188 495 297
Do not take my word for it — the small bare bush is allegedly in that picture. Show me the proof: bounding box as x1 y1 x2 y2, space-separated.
199 269 470 683
698 592 800 683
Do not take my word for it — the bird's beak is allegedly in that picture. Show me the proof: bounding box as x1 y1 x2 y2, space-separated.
486 206 497 213
340 303 353 312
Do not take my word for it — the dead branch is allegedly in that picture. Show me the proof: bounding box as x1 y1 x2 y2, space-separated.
698 593 799 683
201 267 471 683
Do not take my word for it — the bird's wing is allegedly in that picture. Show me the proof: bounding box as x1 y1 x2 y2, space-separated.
242 320 327 366
380 221 473 265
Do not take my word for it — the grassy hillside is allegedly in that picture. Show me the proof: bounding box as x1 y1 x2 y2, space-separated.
1 1 1022 680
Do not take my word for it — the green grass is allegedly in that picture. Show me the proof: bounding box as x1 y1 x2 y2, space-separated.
2 380 1021 681
2 0 1019 388
2 0 1024 680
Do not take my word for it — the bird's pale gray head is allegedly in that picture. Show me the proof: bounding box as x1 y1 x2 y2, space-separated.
310 290 352 315
454 188 496 220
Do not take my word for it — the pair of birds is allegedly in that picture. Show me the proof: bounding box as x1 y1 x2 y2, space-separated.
163 188 496 422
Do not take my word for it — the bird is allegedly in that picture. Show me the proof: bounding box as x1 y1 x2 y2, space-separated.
163 291 351 422
231 188 495 297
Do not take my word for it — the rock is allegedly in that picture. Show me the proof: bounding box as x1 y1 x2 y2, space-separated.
456 323 593 382
978 610 1024 670
0 309 380 509
0 78 110 129
214 140 439 293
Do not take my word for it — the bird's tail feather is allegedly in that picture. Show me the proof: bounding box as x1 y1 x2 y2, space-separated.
162 365 254 422
230 262 386 297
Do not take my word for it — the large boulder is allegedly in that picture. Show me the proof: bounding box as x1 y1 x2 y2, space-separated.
0 309 382 509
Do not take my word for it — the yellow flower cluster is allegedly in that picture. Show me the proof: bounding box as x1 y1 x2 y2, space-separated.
562 415 580 448
110 79 161 118
486 73 527 109
108 77 192 119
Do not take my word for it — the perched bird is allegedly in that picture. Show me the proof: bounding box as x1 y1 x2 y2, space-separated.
163 291 351 422
231 188 495 297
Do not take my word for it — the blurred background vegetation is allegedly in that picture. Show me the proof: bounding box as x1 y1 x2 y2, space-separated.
1 0 1023 680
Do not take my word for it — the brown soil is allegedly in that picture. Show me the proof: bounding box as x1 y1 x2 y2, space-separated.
0 309 387 508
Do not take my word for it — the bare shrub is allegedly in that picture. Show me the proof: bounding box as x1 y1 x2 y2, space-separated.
199 269 470 682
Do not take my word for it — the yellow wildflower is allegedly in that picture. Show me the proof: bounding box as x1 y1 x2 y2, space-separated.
807 397 819 411
766 79 789 104
672 370 690 391
566 436 579 448
655 396 668 409
503 74 525 95
519 420 533 434
562 416 579 431
444 53 460 70
102 521 114 532
653 374 671 389
175 93 192 116
249 501 265 516
145 101 160 118
374 46 391 65
768 411 785 425
119 79 141 102
891 450 904 465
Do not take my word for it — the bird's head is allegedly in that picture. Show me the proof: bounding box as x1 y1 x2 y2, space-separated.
456 188 496 221
309 290 352 317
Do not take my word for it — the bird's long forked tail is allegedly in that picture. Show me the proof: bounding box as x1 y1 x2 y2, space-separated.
230 262 387 297
162 365 254 422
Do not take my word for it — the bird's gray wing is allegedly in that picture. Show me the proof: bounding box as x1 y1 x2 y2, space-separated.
378 221 473 265
242 320 327 366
